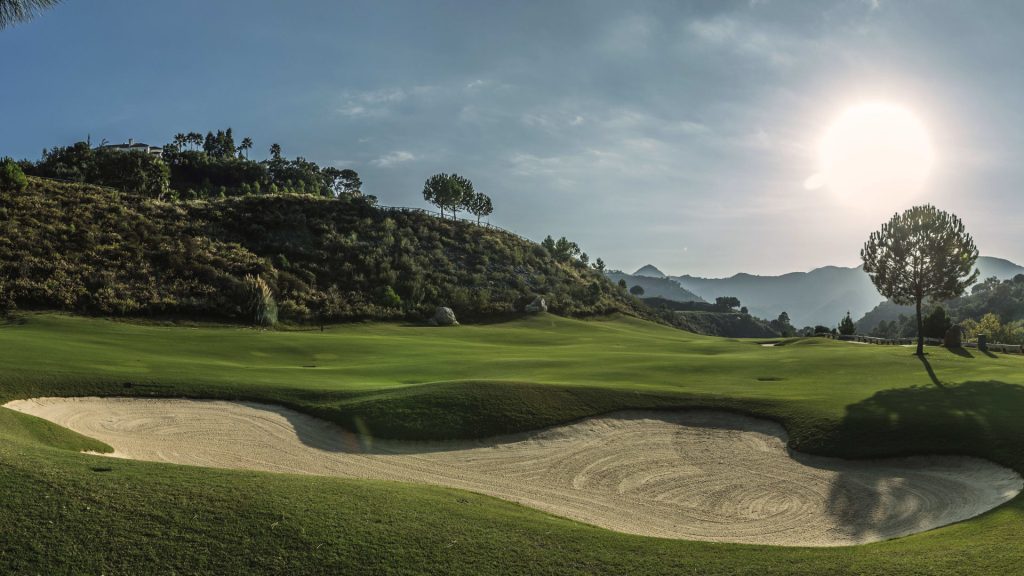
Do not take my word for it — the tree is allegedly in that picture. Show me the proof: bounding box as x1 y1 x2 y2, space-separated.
323 168 361 197
339 169 361 195
593 258 606 272
838 311 856 335
238 137 253 159
541 236 581 262
465 192 493 224
715 296 740 311
771 312 795 337
617 279 627 290
861 204 979 355
269 143 282 161
187 132 203 151
0 0 60 29
922 306 952 339
629 285 645 296
740 306 748 314
0 157 28 191
422 173 473 219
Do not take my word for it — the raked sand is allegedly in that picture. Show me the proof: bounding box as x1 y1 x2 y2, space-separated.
5 397 1021 547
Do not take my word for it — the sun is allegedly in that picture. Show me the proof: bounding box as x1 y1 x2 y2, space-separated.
806 102 935 207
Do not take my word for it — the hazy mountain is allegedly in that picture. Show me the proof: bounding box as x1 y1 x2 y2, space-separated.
659 256 1024 329
605 271 704 303
672 266 880 328
633 264 667 278
975 256 1024 280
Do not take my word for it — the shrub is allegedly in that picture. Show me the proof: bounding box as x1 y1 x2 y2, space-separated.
0 158 28 192
243 274 278 328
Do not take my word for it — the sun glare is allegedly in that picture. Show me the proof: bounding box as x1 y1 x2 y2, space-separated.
806 102 935 207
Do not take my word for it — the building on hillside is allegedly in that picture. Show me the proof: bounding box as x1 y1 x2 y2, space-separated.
97 139 163 158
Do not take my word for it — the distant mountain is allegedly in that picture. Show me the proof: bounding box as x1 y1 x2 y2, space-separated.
975 256 1024 280
633 264 666 278
604 271 704 303
659 256 1024 329
671 266 880 328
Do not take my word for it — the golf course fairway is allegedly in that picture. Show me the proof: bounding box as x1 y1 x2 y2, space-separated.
3 312 1024 574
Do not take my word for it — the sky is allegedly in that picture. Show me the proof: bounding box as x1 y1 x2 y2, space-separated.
2 0 1023 277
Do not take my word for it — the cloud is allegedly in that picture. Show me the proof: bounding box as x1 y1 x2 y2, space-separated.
336 88 409 117
686 16 805 67
372 150 416 167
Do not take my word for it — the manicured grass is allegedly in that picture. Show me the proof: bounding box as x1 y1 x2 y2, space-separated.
2 312 1024 574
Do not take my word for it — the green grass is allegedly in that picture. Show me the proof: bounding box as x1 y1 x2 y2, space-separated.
3 312 1024 574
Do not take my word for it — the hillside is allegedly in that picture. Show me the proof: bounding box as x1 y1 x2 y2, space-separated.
604 270 704 303
0 178 638 323
667 311 779 338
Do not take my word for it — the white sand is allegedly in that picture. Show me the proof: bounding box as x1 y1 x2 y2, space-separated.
6 397 1021 547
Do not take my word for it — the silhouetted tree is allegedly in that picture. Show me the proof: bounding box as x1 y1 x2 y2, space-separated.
861 205 979 355
593 258 606 272
839 311 856 335
629 285 645 296
269 143 282 161
922 306 953 339
715 296 740 311
465 192 493 224
238 137 253 159
422 173 473 219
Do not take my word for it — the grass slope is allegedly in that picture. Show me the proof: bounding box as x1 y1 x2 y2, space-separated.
2 313 1024 574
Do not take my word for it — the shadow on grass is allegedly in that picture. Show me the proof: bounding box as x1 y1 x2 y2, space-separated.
947 346 974 358
917 354 944 388
811 380 1024 541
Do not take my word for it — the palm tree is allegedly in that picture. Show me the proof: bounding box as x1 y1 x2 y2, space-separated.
238 137 253 159
173 133 187 152
0 0 61 29
187 132 203 151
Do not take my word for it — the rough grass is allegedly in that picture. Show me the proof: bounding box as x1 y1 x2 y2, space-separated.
3 312 1024 574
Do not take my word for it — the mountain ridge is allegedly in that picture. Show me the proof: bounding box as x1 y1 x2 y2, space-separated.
630 256 1023 328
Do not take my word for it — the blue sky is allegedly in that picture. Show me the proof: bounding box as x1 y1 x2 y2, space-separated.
3 0 1023 276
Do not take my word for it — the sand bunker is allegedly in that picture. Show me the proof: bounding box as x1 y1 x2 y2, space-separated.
6 397 1021 546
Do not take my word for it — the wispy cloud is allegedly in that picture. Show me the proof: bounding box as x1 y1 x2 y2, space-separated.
372 150 416 167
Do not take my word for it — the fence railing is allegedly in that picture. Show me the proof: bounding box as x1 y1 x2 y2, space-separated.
829 333 1023 353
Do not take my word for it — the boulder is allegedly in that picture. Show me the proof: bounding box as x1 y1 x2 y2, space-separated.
429 306 458 326
525 296 548 314
943 325 962 348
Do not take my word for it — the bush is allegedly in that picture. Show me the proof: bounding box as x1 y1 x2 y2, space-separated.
243 274 278 328
0 158 28 192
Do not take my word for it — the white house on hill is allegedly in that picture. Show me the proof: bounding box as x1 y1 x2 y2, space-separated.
98 139 163 157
